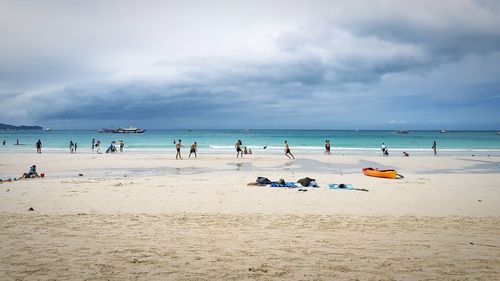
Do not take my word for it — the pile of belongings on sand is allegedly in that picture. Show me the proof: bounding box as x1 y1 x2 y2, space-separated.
247 176 369 192
248 176 319 191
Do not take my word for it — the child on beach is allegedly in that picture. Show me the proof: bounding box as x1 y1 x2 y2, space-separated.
20 165 39 179
119 140 124 152
176 139 183 159
284 140 295 159
235 140 243 158
189 142 197 158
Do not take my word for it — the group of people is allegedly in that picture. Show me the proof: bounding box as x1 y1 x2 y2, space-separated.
236 139 294 159
104 140 124 153
382 141 438 157
17 137 438 158
174 139 197 159
69 141 78 153
23 138 127 154
90 138 124 154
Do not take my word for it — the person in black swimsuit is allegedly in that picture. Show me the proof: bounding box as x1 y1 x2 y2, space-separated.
235 140 243 158
36 139 42 153
189 142 197 158
176 139 183 159
284 140 295 159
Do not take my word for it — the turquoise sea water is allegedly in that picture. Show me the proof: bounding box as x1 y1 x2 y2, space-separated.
1 130 499 155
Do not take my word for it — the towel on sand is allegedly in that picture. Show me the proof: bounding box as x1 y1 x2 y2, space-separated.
270 181 297 188
328 183 353 190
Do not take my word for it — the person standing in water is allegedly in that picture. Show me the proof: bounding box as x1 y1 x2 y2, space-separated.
70 141 74 153
284 140 295 159
176 139 183 159
36 139 42 153
92 138 95 150
432 141 437 156
325 140 331 155
74 143 78 152
119 140 124 152
2 140 5 145
235 140 243 158
381 143 387 156
189 142 197 158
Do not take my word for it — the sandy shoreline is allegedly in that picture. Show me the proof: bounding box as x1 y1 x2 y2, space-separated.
1 152 500 280
1 153 500 216
1 214 500 280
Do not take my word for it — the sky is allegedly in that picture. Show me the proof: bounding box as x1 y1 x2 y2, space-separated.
1 0 500 130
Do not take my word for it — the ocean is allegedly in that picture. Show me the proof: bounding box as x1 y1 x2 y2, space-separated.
1 129 500 155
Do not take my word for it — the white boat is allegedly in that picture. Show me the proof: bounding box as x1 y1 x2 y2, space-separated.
45 127 52 131
440 130 447 133
114 127 145 133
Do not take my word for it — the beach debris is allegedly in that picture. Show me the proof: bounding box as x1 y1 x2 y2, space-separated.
469 241 500 248
28 207 34 211
248 267 268 273
478 200 482 202
78 173 83 177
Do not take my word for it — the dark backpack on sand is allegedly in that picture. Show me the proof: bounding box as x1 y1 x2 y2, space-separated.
256 177 271 185
297 177 315 187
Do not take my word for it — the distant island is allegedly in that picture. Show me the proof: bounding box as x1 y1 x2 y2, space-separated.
0 123 43 130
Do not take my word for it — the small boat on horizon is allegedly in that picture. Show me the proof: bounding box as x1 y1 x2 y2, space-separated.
98 128 114 133
114 127 146 133
98 127 145 133
45 127 52 131
396 130 409 134
440 130 447 133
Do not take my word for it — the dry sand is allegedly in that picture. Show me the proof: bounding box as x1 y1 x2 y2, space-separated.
1 152 500 280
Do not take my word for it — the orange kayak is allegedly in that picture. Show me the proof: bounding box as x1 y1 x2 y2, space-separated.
362 167 398 179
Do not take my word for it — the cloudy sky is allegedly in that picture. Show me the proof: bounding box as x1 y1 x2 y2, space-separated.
1 0 500 129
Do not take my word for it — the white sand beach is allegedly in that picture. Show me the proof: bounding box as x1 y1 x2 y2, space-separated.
1 152 500 280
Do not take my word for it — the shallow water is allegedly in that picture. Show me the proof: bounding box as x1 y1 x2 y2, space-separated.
1 129 499 155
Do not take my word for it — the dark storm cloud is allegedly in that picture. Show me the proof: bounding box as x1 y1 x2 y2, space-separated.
1 0 500 129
